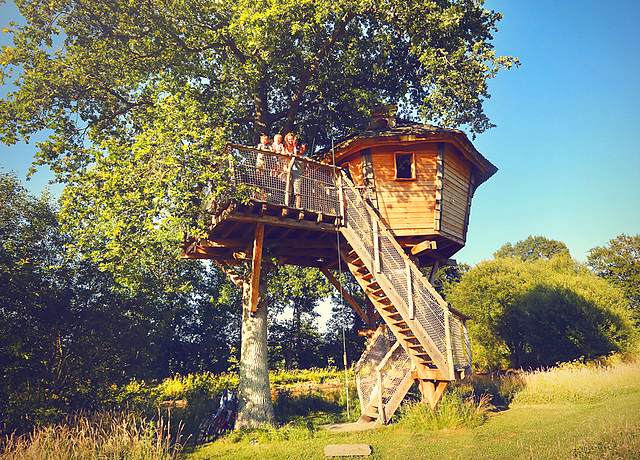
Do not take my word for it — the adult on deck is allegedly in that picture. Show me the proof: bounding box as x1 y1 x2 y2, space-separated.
283 132 306 208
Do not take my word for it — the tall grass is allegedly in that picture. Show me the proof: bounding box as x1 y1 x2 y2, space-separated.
513 356 640 404
399 388 493 431
0 412 182 460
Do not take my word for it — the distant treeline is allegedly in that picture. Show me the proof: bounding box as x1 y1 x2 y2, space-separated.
1 173 638 433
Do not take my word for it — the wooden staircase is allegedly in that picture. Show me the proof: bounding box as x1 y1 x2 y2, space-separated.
337 173 471 424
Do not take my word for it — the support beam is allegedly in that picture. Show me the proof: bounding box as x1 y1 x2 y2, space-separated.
321 268 371 326
249 223 265 313
216 262 245 289
410 239 437 257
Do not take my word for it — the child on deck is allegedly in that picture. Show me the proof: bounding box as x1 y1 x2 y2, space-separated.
256 134 271 151
271 133 284 154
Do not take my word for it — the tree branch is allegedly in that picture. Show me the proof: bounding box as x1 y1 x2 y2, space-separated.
283 11 355 132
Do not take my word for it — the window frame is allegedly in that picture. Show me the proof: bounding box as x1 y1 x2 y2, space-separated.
394 152 416 181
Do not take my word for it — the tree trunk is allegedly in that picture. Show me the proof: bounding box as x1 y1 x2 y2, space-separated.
235 270 275 429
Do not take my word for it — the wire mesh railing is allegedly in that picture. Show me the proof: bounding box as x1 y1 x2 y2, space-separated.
354 325 412 417
354 326 396 413
227 144 339 215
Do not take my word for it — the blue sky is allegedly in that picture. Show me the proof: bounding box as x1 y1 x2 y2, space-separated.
1 0 638 265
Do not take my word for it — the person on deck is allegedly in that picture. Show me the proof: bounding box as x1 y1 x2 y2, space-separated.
256 134 271 151
271 133 285 154
283 132 307 208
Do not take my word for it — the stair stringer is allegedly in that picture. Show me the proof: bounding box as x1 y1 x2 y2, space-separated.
339 227 451 378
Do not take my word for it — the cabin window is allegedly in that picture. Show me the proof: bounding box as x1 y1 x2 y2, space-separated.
394 153 415 180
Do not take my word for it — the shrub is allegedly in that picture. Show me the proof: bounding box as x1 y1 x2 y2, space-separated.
445 255 636 370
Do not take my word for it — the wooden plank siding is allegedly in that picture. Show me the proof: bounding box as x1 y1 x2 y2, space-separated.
441 145 471 241
371 145 438 234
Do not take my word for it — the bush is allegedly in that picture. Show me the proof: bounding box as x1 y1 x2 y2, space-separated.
445 255 636 370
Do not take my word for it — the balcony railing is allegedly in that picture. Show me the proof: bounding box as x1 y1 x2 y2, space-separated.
227 144 340 216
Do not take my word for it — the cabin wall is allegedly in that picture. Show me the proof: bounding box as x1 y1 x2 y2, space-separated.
369 144 438 236
440 144 472 243
342 155 364 186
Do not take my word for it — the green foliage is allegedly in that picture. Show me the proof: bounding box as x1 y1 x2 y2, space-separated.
430 262 470 297
399 388 492 431
493 235 570 261
588 234 640 321
0 0 517 289
445 254 636 370
0 173 240 433
267 265 332 369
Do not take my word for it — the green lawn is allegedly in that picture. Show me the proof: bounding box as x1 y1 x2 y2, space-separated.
187 367 640 460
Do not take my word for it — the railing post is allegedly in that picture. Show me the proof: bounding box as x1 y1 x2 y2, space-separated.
462 319 472 369
444 309 456 380
406 260 414 320
376 370 386 424
337 173 345 225
372 218 380 273
284 156 295 207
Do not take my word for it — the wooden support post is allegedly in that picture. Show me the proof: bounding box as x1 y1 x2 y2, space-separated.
372 218 380 273
406 260 414 320
444 309 456 380
320 268 371 326
418 380 448 408
249 223 265 313
429 260 440 284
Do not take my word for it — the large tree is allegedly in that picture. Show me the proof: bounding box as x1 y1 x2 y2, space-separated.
494 235 570 261
0 0 517 427
588 234 640 322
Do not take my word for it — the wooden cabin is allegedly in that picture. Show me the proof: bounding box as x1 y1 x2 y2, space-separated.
322 118 497 267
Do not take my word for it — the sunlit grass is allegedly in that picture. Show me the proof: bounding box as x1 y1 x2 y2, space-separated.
0 412 182 460
513 355 640 404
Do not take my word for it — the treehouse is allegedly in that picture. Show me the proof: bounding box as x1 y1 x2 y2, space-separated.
327 114 497 268
182 112 497 426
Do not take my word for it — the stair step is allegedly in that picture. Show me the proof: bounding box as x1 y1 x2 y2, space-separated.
362 273 374 281
352 258 364 267
375 297 392 305
366 281 380 289
356 265 369 274
367 288 385 297
397 327 413 335
380 304 397 312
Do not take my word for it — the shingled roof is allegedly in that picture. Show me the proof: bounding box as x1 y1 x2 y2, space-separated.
321 122 498 186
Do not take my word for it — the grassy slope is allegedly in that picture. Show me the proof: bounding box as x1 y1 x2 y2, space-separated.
187 370 640 459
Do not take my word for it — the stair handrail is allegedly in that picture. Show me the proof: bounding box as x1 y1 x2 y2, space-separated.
339 171 469 375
